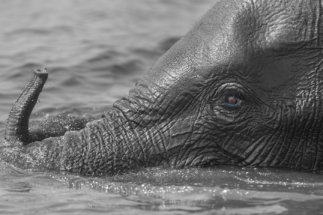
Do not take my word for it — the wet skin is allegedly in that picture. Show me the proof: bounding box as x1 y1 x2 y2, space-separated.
2 0 323 175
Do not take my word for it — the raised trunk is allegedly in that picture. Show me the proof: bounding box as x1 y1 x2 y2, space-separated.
2 70 165 175
5 68 48 144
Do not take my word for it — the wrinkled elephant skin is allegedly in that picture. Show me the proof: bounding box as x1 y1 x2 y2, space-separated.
2 0 323 175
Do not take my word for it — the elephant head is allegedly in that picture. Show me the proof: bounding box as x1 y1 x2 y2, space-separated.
2 0 323 175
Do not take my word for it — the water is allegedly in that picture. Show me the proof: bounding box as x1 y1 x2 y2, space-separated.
0 0 323 214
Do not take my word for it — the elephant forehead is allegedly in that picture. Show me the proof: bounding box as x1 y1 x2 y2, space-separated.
237 0 322 49
205 0 323 88
152 0 321 74
197 0 322 55
136 0 323 99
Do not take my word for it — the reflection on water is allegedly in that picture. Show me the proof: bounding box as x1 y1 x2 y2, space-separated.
1 164 323 214
0 0 323 214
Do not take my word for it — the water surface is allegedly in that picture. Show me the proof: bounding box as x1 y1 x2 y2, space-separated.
0 1 323 214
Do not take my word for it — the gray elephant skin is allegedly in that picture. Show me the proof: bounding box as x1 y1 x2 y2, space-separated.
2 0 323 176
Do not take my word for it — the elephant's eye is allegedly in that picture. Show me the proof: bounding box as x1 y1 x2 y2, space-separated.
227 96 237 104
224 94 241 107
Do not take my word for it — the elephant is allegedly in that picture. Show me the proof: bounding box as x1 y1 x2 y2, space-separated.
1 0 323 176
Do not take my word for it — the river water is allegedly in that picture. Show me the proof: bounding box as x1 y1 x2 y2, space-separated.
0 0 322 214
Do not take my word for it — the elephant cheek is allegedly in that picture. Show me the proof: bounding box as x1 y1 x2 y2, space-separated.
166 116 224 166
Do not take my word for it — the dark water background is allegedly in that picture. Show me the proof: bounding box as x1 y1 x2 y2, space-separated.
0 0 323 214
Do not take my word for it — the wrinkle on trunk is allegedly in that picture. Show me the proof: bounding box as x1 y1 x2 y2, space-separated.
1 109 165 175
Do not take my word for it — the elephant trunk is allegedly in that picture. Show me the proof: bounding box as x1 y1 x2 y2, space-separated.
5 68 48 144
2 68 163 174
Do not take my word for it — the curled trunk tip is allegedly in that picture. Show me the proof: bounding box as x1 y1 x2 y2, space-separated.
34 68 48 76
